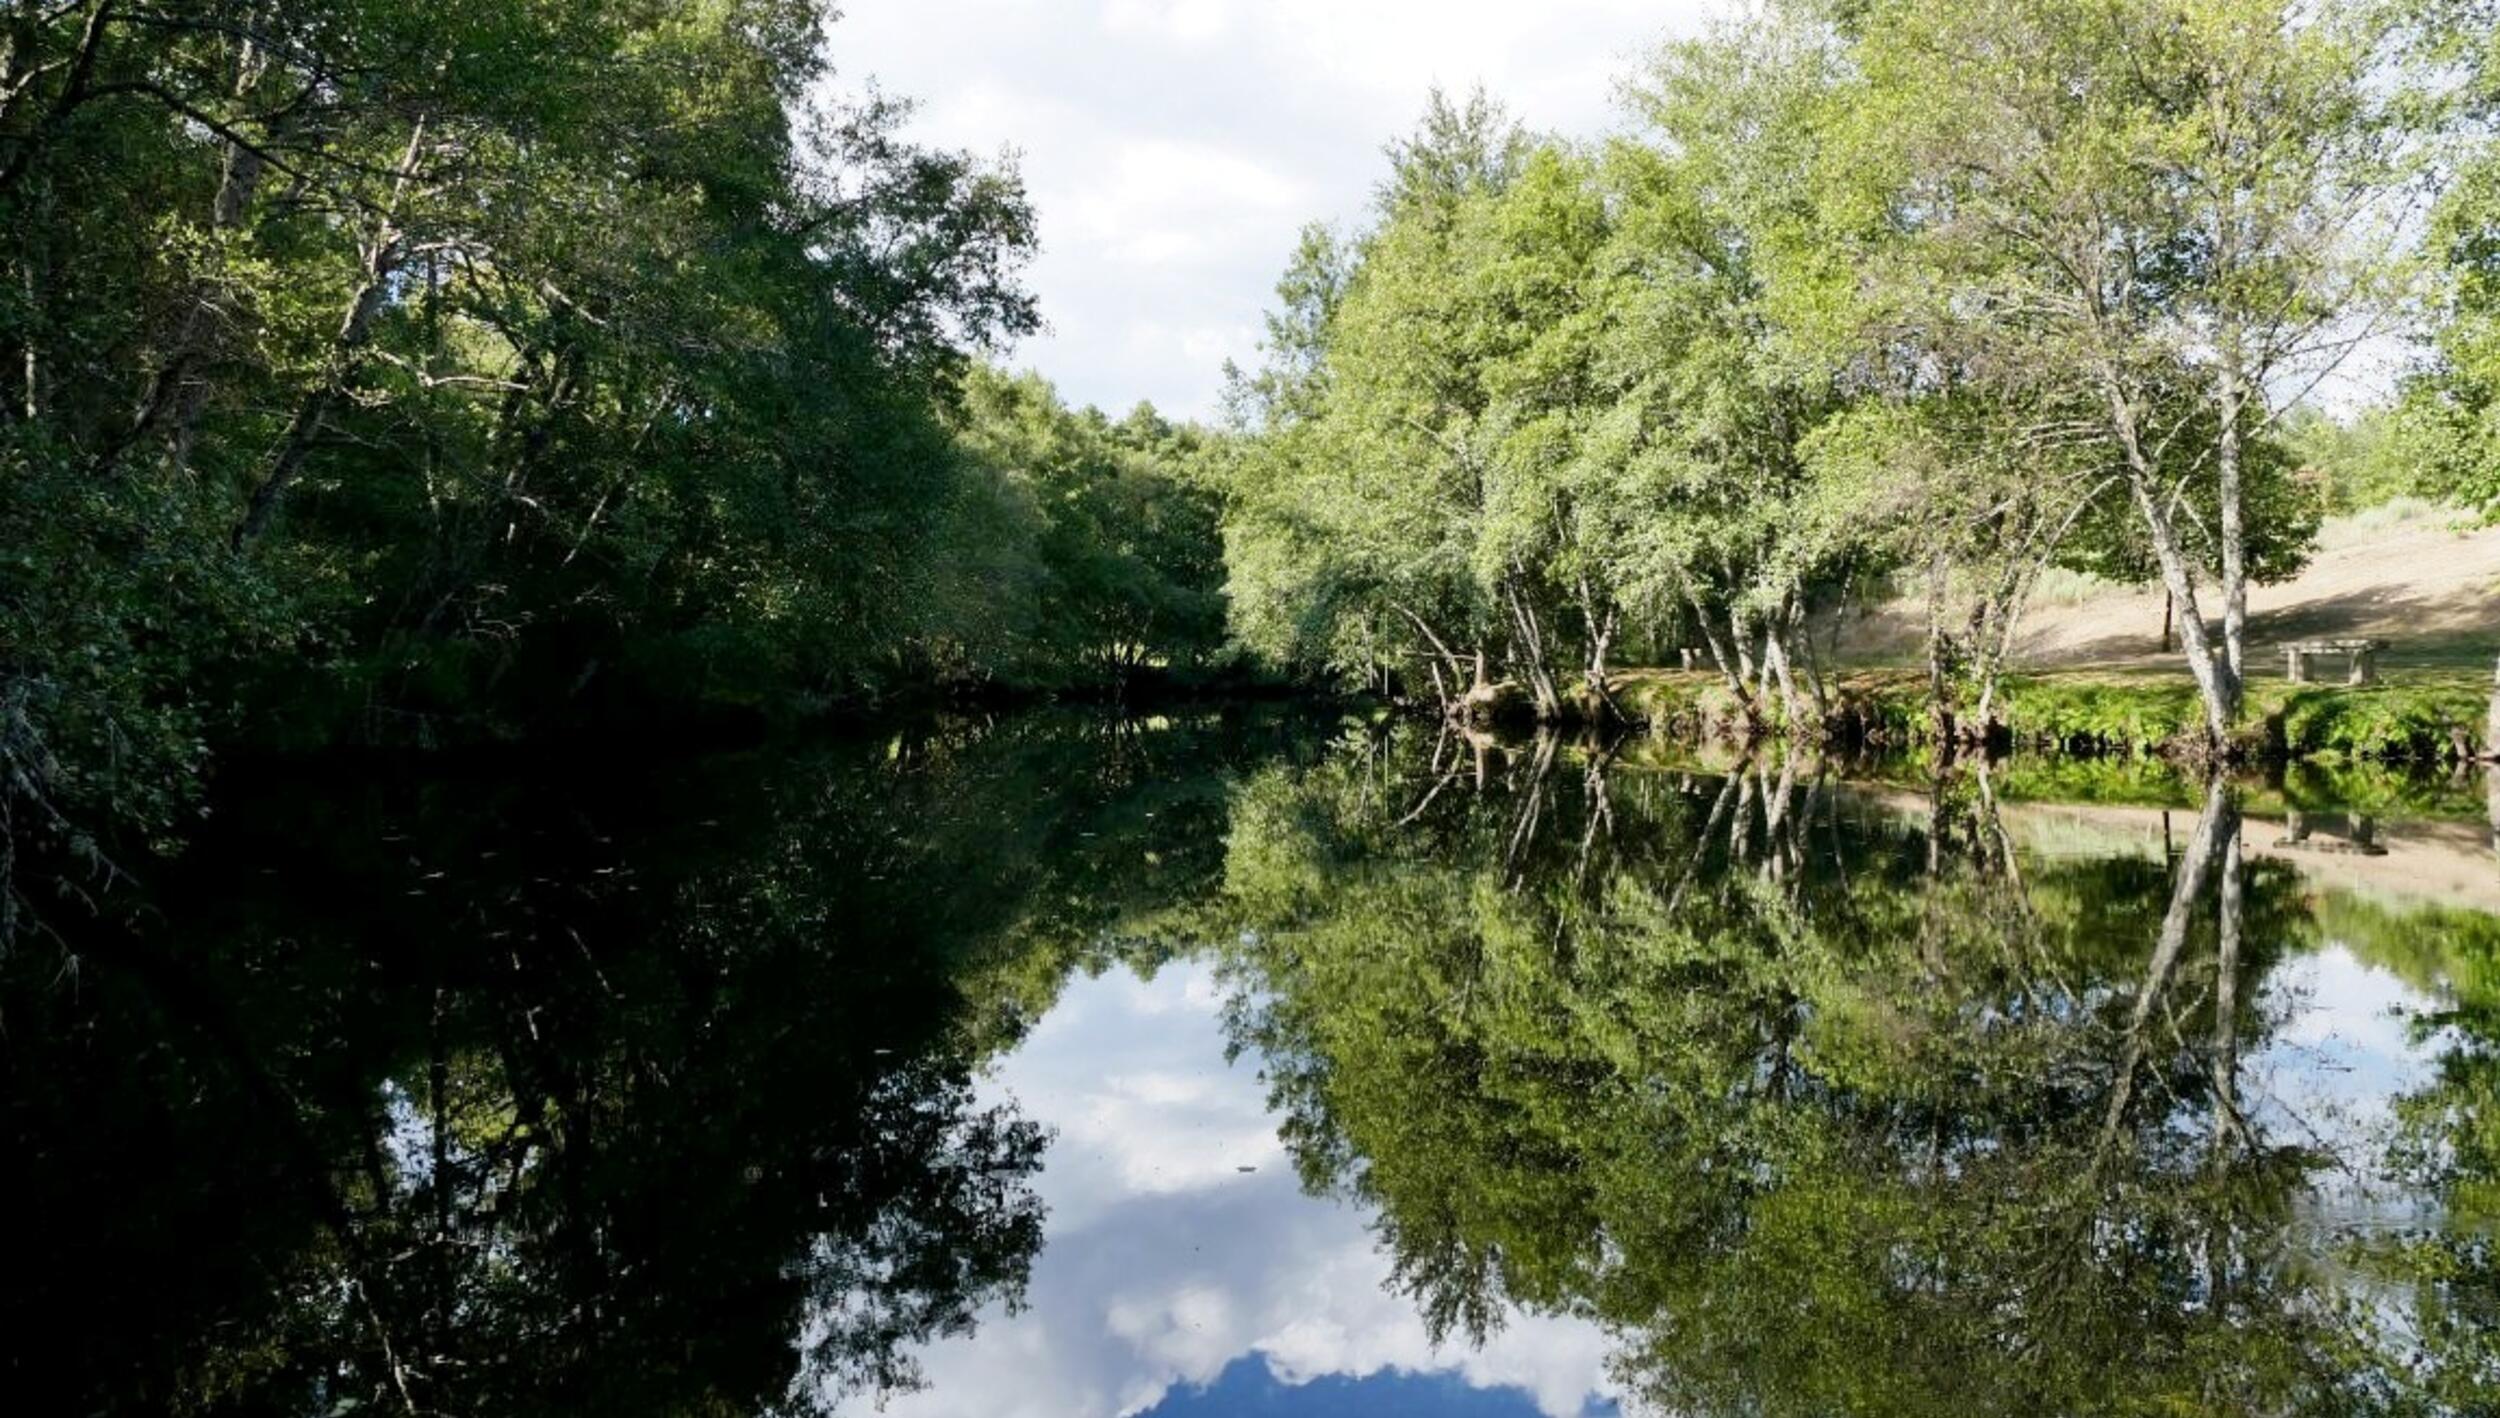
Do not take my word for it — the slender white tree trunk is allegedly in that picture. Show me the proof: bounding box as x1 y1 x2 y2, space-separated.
2110 392 2234 746
2215 364 2249 720
2212 812 2244 1154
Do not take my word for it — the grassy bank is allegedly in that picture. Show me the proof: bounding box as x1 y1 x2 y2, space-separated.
1610 665 2496 764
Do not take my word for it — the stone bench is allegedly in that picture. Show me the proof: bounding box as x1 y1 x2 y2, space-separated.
2282 638 2389 686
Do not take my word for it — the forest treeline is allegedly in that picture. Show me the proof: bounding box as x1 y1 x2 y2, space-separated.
6 0 2500 910
0 0 1232 899
1219 0 2500 746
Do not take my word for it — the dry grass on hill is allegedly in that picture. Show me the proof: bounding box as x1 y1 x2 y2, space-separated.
1834 501 2500 676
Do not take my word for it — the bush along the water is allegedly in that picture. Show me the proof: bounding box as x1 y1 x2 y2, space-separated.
1610 673 1773 741
2273 682 2491 762
1991 676 2213 755
1924 674 2485 764
1602 668 2491 766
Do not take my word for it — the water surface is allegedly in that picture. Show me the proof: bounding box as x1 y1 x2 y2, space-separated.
4 712 2496 1415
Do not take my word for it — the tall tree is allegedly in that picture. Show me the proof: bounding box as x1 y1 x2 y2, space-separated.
2407 0 2500 521
1841 0 2423 745
0 0 1047 920
1592 12 1861 729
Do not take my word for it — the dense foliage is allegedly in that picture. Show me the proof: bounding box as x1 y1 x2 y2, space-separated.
0 2 1237 922
936 367 1228 693
1221 0 2459 748
2405 0 2500 519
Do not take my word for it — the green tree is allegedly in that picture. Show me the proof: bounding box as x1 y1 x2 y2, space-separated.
947 367 1228 689
1838 0 2423 743
1593 15 1864 728
0 1 1046 926
1220 89 1546 711
2406 0 2500 521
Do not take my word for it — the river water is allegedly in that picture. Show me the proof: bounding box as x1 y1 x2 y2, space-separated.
5 709 2496 1415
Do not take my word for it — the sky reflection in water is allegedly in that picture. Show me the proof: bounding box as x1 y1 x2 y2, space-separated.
874 962 1625 1418
875 931 2448 1418
9 714 2496 1417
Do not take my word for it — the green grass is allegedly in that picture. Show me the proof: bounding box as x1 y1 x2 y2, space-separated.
1608 663 2494 763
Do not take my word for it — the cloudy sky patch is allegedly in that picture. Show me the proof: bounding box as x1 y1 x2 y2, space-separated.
831 0 1724 420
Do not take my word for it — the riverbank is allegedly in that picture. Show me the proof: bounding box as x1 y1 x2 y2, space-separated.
1609 663 2498 764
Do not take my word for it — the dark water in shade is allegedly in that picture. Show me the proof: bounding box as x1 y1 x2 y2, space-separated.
4 709 2496 1416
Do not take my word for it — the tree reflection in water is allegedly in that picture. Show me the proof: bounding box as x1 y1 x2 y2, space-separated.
0 713 1282 1416
1217 725 2500 1416
3 713 2495 1415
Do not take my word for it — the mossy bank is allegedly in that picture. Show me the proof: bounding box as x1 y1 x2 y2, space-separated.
1608 666 2499 765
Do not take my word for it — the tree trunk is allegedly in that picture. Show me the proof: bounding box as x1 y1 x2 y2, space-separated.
1584 609 1620 721
1394 602 1470 716
1763 621 1806 737
2212 814 2244 1155
1967 552 2027 735
1972 567 2025 731
1729 770 1756 863
1787 595 1827 713
2486 653 2499 763
1687 592 1756 726
1970 467 2106 726
2101 780 2234 1155
2110 392 2236 747
1925 549 1954 743
2130 472 2236 746
15 234 35 419
1575 575 1622 722
1503 577 1562 723
234 118 428 548
2214 366 2249 713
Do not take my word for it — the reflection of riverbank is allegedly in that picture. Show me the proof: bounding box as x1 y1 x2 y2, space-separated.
1867 789 2500 913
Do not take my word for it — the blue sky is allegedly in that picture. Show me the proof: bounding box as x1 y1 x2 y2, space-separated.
832 1 1723 421
1138 1354 1622 1417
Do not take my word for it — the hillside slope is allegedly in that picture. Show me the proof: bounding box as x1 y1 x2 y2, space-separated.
1842 504 2500 674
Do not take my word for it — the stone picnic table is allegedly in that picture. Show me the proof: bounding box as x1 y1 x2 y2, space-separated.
2280 637 2389 685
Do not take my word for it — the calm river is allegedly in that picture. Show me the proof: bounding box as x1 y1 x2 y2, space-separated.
5 709 2496 1415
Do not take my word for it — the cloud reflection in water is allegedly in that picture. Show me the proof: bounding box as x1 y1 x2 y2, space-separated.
868 963 1625 1418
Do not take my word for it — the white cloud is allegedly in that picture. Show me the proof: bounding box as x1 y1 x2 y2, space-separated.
2252 944 2439 1137
1100 0 1236 45
828 0 1728 419
861 962 1627 1418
